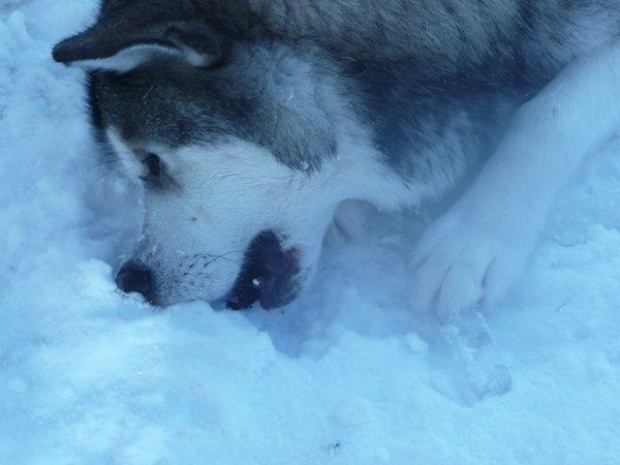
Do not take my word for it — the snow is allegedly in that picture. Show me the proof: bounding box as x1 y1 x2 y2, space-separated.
1 1 620 464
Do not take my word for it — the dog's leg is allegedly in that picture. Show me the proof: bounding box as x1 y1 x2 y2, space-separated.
411 43 620 322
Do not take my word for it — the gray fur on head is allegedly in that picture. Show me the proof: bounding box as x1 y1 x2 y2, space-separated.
84 39 338 171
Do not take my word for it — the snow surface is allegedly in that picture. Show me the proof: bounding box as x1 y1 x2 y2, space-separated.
1 1 620 464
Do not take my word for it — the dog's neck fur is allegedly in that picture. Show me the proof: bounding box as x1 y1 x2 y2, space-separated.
271 44 475 211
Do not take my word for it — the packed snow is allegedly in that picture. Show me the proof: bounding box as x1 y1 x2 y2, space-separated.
1 1 620 464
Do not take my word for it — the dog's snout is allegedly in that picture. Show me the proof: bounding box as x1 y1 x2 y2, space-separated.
116 264 155 303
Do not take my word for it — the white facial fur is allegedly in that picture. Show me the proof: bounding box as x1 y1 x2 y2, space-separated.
107 117 424 306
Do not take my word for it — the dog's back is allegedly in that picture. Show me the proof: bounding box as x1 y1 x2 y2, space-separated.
56 1 620 80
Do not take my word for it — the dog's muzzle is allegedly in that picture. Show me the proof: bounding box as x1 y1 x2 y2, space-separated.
227 231 302 310
114 231 302 309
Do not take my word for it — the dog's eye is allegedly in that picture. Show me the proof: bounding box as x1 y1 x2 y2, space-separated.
137 151 176 189
145 153 162 179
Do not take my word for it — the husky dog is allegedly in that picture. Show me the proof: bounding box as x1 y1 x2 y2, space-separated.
53 1 620 319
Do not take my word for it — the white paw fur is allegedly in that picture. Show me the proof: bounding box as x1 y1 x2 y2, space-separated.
411 43 620 321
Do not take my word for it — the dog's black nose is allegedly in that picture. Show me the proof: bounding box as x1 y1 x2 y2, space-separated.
115 264 154 303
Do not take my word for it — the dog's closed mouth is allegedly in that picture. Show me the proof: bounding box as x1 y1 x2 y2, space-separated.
227 231 301 311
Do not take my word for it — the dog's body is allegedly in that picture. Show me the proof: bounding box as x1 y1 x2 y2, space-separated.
53 1 620 318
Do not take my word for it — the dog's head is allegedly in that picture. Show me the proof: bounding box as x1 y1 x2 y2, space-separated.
53 5 380 309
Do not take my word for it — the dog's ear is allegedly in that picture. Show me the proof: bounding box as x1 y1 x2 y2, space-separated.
52 17 223 73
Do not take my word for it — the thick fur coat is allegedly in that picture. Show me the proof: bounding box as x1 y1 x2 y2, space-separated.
52 1 620 318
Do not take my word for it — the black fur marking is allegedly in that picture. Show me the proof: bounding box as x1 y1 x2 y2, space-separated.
227 231 301 310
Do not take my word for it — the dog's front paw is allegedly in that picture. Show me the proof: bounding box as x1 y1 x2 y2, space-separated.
410 203 537 322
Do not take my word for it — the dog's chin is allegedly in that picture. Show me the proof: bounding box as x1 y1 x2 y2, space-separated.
226 231 302 311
